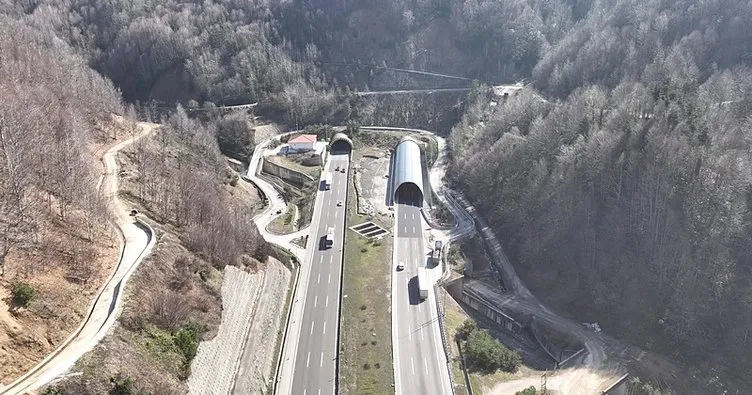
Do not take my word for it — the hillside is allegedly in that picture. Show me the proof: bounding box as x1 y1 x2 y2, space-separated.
0 14 125 385
1 0 752 393
450 0 752 389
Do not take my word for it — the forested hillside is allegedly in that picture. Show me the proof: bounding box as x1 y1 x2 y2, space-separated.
0 14 126 381
3 0 752 392
0 0 346 125
451 1 752 392
0 14 122 283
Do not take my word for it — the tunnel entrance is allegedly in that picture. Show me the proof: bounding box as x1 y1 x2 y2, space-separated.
330 133 353 155
394 182 423 207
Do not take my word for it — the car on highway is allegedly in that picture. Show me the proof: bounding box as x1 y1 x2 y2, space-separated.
340 167 346 173
337 201 343 207
335 166 340 171
396 263 404 271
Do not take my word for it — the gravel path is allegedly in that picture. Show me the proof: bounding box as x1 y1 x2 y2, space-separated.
232 258 291 395
188 266 264 395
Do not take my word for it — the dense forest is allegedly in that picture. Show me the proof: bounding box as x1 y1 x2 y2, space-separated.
0 14 122 277
450 1 752 393
2 0 752 392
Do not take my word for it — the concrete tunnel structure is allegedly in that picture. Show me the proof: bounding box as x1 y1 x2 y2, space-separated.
391 136 425 207
329 132 353 154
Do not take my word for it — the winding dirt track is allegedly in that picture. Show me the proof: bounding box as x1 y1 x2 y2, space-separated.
0 122 158 395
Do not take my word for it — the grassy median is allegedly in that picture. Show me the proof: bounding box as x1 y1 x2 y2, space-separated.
339 176 394 394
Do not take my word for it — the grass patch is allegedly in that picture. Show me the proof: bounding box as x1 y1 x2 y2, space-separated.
444 294 471 395
351 130 403 150
268 204 298 234
141 322 203 380
339 173 394 394
447 244 466 274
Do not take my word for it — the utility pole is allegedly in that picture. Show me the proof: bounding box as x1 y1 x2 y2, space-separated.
541 370 548 394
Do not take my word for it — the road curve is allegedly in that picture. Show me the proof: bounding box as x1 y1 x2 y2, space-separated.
362 126 618 394
0 122 158 395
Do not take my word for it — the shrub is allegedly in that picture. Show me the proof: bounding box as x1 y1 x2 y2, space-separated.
174 326 199 363
174 321 203 378
216 113 254 161
455 319 477 341
149 291 192 331
12 282 36 308
459 320 521 373
41 387 63 395
110 375 136 395
515 387 538 395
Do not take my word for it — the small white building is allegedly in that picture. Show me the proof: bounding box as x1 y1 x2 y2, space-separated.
288 134 317 152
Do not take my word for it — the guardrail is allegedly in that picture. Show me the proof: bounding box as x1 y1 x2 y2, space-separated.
434 284 457 395
601 373 630 394
456 340 475 395
270 246 301 395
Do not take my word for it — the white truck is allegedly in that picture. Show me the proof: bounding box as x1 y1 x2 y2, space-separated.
417 267 429 300
324 172 333 190
325 227 334 248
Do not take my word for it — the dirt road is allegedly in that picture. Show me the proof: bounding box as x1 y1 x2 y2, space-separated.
0 121 158 395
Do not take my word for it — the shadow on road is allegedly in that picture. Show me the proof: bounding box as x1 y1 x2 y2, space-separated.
407 276 424 306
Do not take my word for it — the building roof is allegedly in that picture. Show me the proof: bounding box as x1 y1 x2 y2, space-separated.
289 134 317 144
492 83 524 97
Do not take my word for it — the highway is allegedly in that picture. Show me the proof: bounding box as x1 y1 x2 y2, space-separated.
391 196 451 395
290 152 350 395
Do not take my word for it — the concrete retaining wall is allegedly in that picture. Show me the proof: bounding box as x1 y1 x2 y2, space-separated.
261 156 315 188
529 318 584 367
460 289 523 335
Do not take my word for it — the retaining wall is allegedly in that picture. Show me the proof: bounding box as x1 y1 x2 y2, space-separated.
261 156 315 188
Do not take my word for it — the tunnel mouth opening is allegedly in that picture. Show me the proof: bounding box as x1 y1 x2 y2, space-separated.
394 183 423 207
330 139 352 155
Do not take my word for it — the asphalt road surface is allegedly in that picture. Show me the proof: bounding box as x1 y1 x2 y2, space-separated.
290 153 349 395
392 196 452 395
